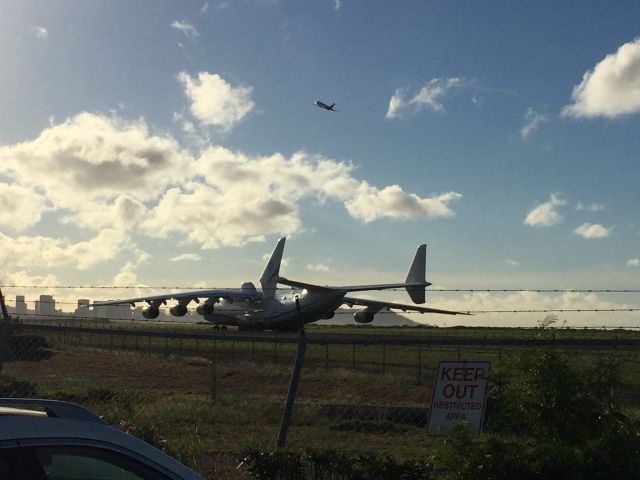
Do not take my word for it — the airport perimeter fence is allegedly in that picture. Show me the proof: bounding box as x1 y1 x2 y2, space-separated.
3 317 640 478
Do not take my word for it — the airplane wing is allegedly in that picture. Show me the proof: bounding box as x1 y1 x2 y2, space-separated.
278 277 429 292
342 296 471 316
93 288 262 307
277 277 334 292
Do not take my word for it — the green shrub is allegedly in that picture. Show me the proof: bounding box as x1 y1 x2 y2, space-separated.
240 450 432 480
433 317 640 480
241 450 306 480
0 376 38 397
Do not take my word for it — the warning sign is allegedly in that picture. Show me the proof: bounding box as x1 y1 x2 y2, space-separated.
427 360 491 435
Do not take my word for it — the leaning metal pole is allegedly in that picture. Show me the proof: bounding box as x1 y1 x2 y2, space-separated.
0 288 12 375
276 297 307 448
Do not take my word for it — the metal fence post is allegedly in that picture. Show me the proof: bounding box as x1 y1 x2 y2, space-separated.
325 343 329 370
352 344 356 370
209 360 217 402
382 344 386 374
276 298 306 448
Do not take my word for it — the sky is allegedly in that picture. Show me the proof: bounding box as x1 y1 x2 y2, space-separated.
1 0 639 327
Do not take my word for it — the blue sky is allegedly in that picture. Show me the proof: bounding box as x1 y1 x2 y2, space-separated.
1 1 639 326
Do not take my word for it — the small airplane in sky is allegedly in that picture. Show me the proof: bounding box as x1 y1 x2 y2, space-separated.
314 100 337 111
94 238 469 330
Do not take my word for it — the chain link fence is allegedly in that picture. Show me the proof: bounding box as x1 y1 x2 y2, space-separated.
2 317 640 478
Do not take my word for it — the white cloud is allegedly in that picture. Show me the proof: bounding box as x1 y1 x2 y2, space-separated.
61 195 147 232
141 147 461 248
0 184 49 231
0 270 59 292
627 258 640 267
428 290 637 328
110 250 150 288
170 253 202 262
386 91 406 119
575 202 606 212
574 223 611 239
113 262 139 287
177 71 254 131
524 194 567 227
29 26 48 40
143 182 301 249
562 38 640 118
307 263 329 272
520 107 548 139
0 229 130 270
0 112 190 213
170 20 200 40
0 112 461 253
386 78 462 119
505 258 519 267
345 186 461 223
334 0 342 11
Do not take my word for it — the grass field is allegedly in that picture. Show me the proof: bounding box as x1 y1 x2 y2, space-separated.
2 321 640 479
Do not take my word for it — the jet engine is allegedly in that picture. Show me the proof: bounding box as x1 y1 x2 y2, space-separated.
170 304 188 317
354 311 375 323
196 302 215 316
142 306 160 319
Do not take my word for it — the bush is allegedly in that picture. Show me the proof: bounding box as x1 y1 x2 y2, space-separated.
433 317 640 479
240 450 432 480
0 376 38 397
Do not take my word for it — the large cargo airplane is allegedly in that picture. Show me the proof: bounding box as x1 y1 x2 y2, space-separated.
94 238 468 330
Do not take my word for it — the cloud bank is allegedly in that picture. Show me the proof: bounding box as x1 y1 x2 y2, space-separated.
0 109 461 268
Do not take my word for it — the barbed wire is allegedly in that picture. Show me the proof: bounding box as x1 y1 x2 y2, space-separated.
3 298 640 314
466 308 640 313
4 307 640 319
2 284 640 293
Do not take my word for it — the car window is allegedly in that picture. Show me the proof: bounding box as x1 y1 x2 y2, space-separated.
11 446 173 480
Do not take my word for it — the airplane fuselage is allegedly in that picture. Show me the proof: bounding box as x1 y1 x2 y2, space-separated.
202 288 347 330
314 100 335 111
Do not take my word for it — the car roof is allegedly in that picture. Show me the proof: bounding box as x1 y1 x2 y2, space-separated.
0 398 205 480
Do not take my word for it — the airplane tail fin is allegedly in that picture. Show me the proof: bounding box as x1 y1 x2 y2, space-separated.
405 244 427 304
330 103 335 109
260 237 286 300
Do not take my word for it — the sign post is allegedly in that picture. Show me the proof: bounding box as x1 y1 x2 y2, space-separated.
427 360 491 436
